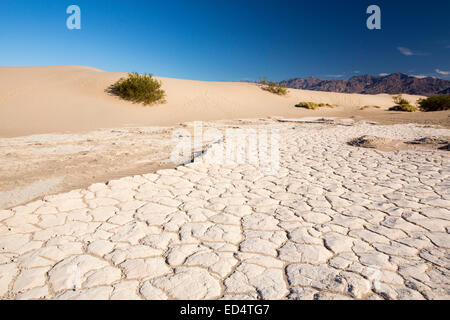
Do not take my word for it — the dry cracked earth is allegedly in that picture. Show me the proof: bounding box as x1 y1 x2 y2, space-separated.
0 119 449 300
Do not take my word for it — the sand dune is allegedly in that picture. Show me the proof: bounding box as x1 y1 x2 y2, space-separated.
1 65 441 138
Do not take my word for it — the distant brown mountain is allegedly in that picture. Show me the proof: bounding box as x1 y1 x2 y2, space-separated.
281 73 450 96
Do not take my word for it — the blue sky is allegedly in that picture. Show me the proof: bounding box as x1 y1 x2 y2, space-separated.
0 0 449 81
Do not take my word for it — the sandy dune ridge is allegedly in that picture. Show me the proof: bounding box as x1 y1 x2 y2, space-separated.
2 65 445 138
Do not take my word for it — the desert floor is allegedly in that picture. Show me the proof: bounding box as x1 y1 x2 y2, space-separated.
0 67 449 300
1 118 449 300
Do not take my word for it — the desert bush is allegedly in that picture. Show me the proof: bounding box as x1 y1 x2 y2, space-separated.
392 94 411 106
259 76 268 86
360 105 382 110
110 73 166 105
295 102 320 110
295 102 333 110
389 94 417 112
393 94 409 105
417 95 450 111
389 104 417 112
261 81 288 96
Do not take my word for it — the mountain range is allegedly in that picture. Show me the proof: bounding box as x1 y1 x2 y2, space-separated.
280 73 450 96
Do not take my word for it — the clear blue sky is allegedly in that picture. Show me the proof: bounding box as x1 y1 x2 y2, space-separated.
1 0 449 81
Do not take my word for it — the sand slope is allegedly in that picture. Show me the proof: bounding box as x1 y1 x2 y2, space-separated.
0 66 437 138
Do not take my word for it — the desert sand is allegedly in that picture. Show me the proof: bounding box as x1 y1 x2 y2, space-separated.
0 66 449 300
1 66 448 138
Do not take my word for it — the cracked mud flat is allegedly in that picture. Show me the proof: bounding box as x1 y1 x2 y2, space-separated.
0 125 219 209
0 119 449 300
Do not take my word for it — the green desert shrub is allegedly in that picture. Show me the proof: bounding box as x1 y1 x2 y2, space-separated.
259 76 268 86
295 102 320 110
360 105 382 110
295 101 333 110
261 81 288 96
389 104 418 112
110 73 166 105
417 95 450 111
389 95 417 112
392 95 411 106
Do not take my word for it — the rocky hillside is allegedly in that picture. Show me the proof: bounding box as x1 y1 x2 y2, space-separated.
439 87 450 94
281 73 450 96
